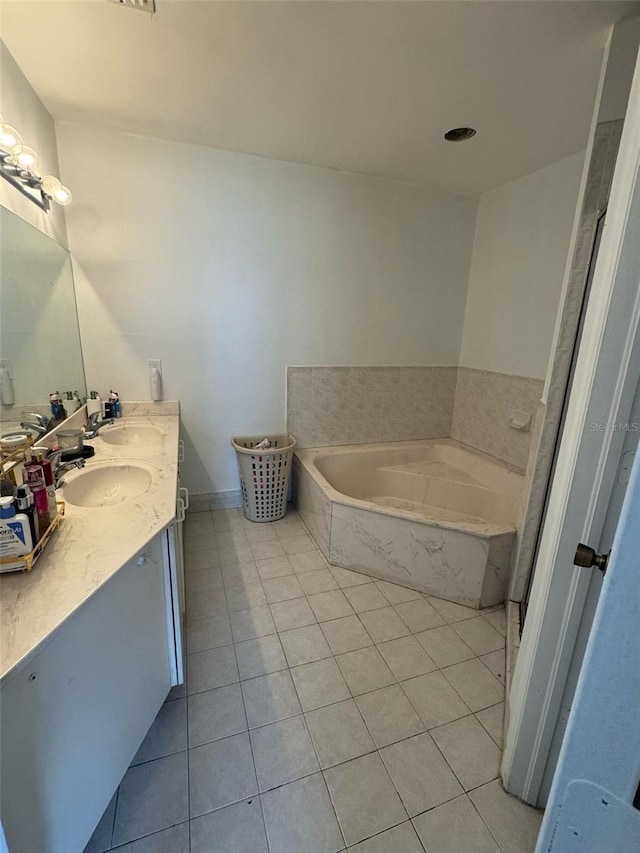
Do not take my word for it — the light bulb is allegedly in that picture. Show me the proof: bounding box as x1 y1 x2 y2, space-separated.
9 145 40 173
52 184 72 206
42 175 62 196
53 186 73 207
0 123 22 151
43 175 73 204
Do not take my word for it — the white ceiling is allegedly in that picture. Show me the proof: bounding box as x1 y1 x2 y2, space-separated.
1 1 637 194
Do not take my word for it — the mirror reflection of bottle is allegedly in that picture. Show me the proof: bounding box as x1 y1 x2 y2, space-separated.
106 390 120 418
50 392 63 421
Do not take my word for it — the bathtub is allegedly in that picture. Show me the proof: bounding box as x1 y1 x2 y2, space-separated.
292 439 524 609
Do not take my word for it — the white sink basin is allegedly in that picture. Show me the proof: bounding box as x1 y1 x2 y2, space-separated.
63 462 158 508
100 425 164 446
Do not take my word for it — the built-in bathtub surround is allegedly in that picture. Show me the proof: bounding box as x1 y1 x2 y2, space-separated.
451 369 544 472
294 439 524 609
287 366 457 449
287 365 543 474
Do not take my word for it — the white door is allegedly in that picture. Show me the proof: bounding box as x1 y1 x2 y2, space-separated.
538 375 640 803
536 444 640 851
503 48 640 806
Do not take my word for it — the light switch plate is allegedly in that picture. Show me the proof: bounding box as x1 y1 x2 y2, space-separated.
148 359 162 373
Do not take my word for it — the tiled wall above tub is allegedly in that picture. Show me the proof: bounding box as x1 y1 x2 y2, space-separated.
287 366 457 448
451 368 544 471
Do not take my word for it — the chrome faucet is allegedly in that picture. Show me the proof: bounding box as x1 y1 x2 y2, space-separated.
23 412 51 429
19 412 52 438
46 449 86 488
20 420 50 438
83 411 115 439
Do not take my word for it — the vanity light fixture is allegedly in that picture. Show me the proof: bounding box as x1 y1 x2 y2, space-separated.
0 115 72 211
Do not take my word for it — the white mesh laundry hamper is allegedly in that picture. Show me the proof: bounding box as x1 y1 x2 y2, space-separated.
231 434 297 522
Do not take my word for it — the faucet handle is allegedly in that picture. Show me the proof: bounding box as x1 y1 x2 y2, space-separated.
22 412 50 428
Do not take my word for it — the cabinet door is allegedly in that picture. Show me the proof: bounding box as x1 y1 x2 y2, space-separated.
0 536 171 853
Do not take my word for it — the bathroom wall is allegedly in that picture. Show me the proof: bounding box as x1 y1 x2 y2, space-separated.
449 153 584 468
459 152 585 380
56 121 478 498
0 42 67 247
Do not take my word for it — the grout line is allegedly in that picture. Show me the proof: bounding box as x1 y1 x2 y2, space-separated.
230 624 263 831
465 787 509 853
185 651 192 843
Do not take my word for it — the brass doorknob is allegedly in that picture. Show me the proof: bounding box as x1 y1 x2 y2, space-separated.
574 543 609 573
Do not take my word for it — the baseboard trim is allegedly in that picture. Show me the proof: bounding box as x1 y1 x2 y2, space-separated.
187 490 242 513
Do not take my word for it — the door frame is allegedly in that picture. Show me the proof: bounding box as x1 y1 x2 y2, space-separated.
502 48 640 805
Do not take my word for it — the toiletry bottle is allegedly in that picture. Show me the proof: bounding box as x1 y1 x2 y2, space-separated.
16 484 39 544
0 496 34 558
0 476 16 499
50 392 62 421
0 364 14 406
87 391 102 419
24 457 51 533
109 390 120 418
150 364 162 401
32 450 58 520
50 391 67 421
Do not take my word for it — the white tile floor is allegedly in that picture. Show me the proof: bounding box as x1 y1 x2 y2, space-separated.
85 506 542 853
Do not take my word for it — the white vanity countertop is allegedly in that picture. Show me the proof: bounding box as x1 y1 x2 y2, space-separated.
0 413 180 682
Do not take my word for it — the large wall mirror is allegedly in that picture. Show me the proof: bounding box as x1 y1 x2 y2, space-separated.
0 207 87 433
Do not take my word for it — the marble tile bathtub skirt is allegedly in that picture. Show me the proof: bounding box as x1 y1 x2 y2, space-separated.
327 502 514 610
287 366 457 449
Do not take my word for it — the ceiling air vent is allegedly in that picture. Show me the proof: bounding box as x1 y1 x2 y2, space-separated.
107 0 155 13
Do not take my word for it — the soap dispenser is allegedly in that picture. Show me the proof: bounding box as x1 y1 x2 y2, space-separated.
0 363 14 406
150 364 163 402
86 391 102 419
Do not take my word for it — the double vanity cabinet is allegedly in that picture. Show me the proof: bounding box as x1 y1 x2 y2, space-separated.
0 409 186 853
